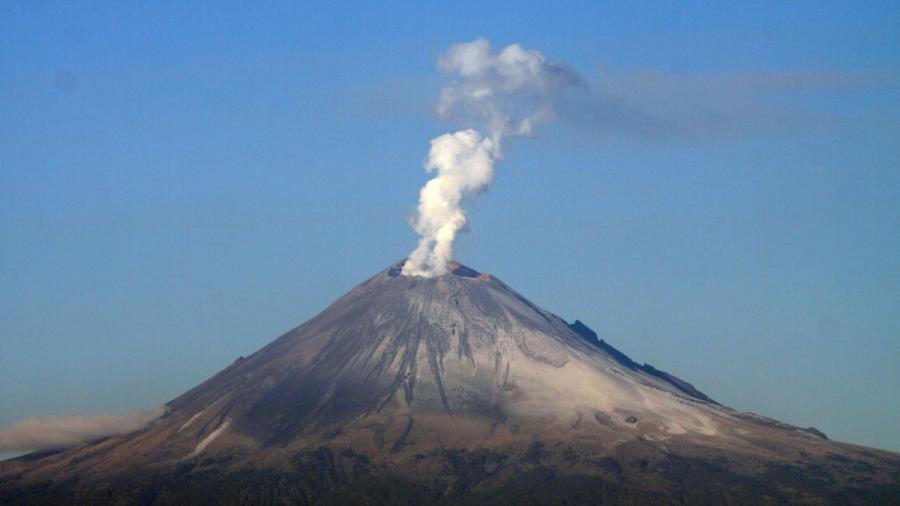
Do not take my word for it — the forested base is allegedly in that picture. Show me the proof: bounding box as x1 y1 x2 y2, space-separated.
3 447 899 505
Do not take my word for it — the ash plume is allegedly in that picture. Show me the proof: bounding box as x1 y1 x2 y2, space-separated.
0 406 164 453
402 39 582 277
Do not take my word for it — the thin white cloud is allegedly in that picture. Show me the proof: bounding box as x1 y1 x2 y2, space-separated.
0 406 164 453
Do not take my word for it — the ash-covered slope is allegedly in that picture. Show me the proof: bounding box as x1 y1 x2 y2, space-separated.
2 262 899 505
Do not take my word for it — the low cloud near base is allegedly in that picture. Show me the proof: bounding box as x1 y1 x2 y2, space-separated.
0 406 164 453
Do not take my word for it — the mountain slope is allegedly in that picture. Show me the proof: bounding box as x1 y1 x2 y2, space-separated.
2 262 898 505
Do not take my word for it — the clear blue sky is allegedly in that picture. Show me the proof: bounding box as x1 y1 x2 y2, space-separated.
1 2 898 453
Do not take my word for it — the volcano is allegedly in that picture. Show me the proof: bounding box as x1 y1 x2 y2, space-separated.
2 262 898 504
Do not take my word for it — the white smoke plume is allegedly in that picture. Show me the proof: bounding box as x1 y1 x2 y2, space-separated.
0 406 164 453
402 39 581 277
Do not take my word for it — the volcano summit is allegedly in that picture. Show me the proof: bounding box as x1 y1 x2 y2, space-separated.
1 262 898 504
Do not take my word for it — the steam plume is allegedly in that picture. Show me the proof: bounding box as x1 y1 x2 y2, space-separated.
403 39 581 277
0 406 164 453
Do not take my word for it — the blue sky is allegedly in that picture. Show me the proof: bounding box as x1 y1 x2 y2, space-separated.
1 1 898 453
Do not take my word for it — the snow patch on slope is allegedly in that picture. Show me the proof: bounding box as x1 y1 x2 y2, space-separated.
190 419 230 456
177 411 204 433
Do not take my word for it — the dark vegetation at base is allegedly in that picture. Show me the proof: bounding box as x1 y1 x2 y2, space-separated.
3 446 899 506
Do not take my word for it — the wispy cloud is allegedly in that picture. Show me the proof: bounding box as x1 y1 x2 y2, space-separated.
558 67 896 141
0 406 164 453
344 66 894 143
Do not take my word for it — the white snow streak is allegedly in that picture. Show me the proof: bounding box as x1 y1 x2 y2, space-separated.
190 419 230 456
177 411 204 433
